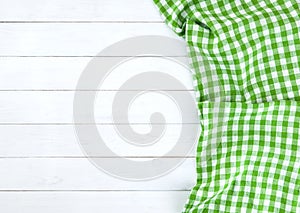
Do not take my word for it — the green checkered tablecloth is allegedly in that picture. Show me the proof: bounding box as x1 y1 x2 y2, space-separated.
192 101 300 212
153 0 300 212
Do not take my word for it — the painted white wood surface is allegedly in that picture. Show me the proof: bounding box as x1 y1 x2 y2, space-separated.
0 91 198 123
0 192 190 213
0 125 197 157
0 158 195 190
0 0 162 22
0 0 196 212
0 23 184 56
0 57 192 90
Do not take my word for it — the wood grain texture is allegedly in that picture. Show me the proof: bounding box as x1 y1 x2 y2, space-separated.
0 125 198 157
0 23 184 56
0 91 199 124
0 0 197 212
0 57 192 90
0 0 162 22
0 191 190 213
0 158 196 190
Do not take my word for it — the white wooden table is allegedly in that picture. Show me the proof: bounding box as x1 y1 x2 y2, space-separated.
0 0 197 212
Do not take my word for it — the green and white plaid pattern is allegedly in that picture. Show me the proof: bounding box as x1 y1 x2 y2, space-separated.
154 0 300 103
153 0 300 212
188 101 300 212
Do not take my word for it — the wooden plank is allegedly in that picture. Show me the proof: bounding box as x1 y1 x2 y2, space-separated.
0 57 192 90
0 158 196 190
0 125 198 157
0 191 190 213
0 23 183 56
0 1 196 212
0 0 162 22
0 91 199 124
